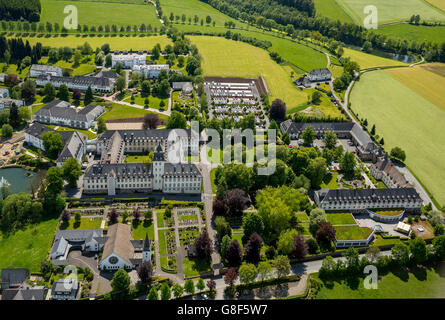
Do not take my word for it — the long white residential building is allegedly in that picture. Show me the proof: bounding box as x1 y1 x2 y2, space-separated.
132 64 169 79
112 54 147 68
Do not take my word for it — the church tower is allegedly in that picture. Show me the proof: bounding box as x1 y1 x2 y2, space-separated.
153 143 165 190
142 233 152 263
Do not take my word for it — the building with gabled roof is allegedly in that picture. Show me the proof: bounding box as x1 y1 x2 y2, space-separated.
370 154 410 188
1 269 30 290
307 68 332 82
100 223 134 271
30 64 63 78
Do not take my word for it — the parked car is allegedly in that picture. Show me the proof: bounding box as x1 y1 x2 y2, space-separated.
200 293 208 300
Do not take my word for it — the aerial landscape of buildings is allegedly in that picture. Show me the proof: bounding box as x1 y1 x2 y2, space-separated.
0 0 445 309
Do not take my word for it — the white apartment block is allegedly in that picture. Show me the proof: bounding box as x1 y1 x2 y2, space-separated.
112 54 147 69
132 64 170 79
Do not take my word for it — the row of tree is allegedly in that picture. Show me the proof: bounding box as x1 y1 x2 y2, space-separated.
0 0 41 22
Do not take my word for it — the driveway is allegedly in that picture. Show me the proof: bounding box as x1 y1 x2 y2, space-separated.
67 250 112 297
354 214 407 237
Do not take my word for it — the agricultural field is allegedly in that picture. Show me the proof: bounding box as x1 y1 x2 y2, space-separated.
7 35 172 51
314 266 445 299
40 0 162 28
160 0 241 27
189 36 311 109
350 69 445 206
426 0 445 11
313 0 354 23
342 48 407 70
334 0 445 25
0 219 59 273
375 24 445 44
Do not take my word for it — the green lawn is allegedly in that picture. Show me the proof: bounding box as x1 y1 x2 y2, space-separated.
0 219 59 273
182 257 212 278
8 35 173 51
60 217 102 230
156 211 165 228
179 215 198 221
343 48 407 70
40 0 162 28
295 213 309 222
124 153 153 163
158 230 167 255
315 266 445 298
98 103 169 122
326 213 356 225
335 0 445 25
46 125 98 140
320 172 340 189
313 0 354 23
334 226 373 240
350 69 445 206
210 168 217 194
132 220 154 240
123 95 168 110
231 232 244 247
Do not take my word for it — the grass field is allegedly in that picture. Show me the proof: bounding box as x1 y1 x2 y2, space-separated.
182 257 212 278
98 103 169 122
7 35 172 51
189 36 311 109
40 0 162 28
132 221 155 240
60 217 102 230
326 213 356 225
0 219 59 273
375 24 445 44
342 48 407 70
313 0 354 23
158 230 167 255
160 0 241 27
315 266 445 298
178 24 327 73
350 69 445 206
335 0 445 25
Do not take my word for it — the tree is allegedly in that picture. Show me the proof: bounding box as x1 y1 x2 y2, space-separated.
57 84 70 102
172 283 184 298
292 234 308 259
309 208 327 235
194 231 213 259
116 76 126 93
186 56 200 76
111 269 130 296
61 210 70 224
323 130 337 149
306 238 319 254
390 147 406 162
62 158 82 187
315 222 336 247
143 113 160 130
1 124 13 138
215 216 231 241
97 117 107 134
184 279 195 295
311 91 322 104
9 103 19 128
433 235 445 260
410 237 428 265
238 263 257 284
147 287 158 300
277 229 298 256
43 82 56 100
166 111 187 129
144 209 153 221
270 99 286 120
196 278 205 291
42 131 63 159
302 126 316 147
136 261 153 284
245 232 263 263
242 212 264 243
45 166 64 196
224 268 238 288
257 261 273 281
370 124 376 135
141 80 151 97
343 247 360 272
365 247 381 264
160 282 171 300
391 243 410 266
225 188 247 217
84 86 94 105
4 74 19 87
21 79 36 102
226 239 243 266
273 255 290 278
306 157 327 187
220 235 231 261
109 208 119 224
340 151 356 176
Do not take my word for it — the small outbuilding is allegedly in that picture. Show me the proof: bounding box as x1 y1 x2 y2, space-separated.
395 221 411 235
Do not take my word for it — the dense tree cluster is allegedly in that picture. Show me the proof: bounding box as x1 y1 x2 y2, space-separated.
0 36 42 65
0 0 41 22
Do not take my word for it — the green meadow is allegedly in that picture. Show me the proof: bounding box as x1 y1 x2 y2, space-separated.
40 0 162 28
375 24 445 44
350 69 445 206
313 0 354 23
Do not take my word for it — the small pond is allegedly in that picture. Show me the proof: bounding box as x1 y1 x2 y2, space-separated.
0 167 45 197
